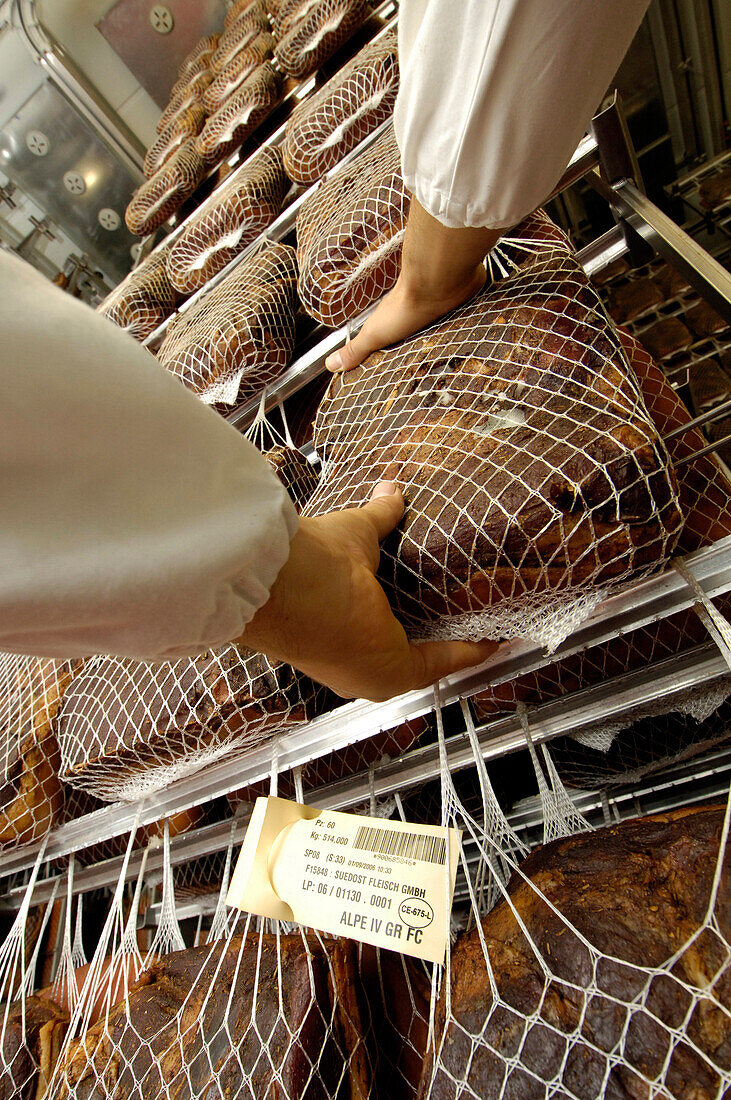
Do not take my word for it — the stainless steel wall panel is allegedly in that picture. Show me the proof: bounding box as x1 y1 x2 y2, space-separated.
0 81 137 280
98 0 227 108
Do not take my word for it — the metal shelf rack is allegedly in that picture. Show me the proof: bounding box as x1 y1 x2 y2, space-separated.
3 71 731 914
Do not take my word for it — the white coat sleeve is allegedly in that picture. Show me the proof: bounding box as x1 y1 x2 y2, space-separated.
0 251 298 661
394 0 650 229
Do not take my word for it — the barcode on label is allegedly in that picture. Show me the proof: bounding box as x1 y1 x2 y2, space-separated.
353 824 447 864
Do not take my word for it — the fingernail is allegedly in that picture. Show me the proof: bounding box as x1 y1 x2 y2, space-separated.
325 350 343 372
372 480 399 498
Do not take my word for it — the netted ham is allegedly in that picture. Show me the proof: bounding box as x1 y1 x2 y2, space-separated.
699 166 731 210
49 931 371 1100
638 317 692 361
56 642 327 802
472 605 717 722
143 104 207 178
0 656 81 851
688 356 731 415
283 28 398 184
357 948 430 1100
227 717 426 805
97 251 179 342
125 141 205 236
296 122 406 326
273 0 372 78
0 994 68 1100
686 299 729 339
270 0 321 38
303 213 683 649
176 35 218 82
202 30 275 114
166 145 288 294
608 276 664 323
422 804 729 1100
623 330 731 552
157 71 213 135
211 3 270 72
225 0 266 28
195 62 283 166
158 242 297 406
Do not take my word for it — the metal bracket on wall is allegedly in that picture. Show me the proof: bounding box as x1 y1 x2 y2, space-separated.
590 94 655 268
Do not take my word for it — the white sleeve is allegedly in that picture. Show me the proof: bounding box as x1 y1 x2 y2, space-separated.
0 251 298 661
394 0 650 229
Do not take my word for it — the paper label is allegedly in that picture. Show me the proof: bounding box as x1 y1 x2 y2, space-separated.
226 796 460 964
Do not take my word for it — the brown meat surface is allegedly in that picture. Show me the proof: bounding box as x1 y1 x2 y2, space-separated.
357 947 430 1099
638 317 692 361
421 804 729 1100
0 995 68 1100
305 214 682 633
686 300 729 340
698 167 731 210
51 934 369 1100
608 279 663 323
56 642 326 799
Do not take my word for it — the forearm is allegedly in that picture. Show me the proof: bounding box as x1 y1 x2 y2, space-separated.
400 198 502 303
0 251 296 660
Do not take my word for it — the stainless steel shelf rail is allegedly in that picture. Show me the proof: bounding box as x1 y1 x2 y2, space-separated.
1 536 729 886
2 639 727 907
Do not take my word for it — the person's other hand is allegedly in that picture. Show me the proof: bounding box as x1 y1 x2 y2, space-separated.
324 264 487 373
240 481 500 701
325 198 504 374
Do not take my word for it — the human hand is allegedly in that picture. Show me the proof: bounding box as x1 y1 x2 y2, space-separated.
325 198 503 374
240 481 499 701
324 263 487 373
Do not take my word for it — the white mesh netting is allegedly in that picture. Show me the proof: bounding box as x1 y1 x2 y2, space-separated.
270 0 321 39
244 399 321 511
549 697 731 789
202 31 275 115
225 715 428 808
143 104 207 179
296 120 406 326
55 645 330 802
97 250 179 342
618 331 731 553
273 0 372 79
175 35 218 83
0 655 81 852
3 778 728 1099
211 4 271 73
157 72 214 136
195 62 283 167
225 0 263 29
471 605 727 720
282 27 398 184
125 141 205 237
424 799 729 1098
157 241 298 406
688 357 731 417
303 211 683 649
165 145 289 294
48 921 373 1100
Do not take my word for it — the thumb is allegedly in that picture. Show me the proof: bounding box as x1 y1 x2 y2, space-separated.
409 638 501 689
358 481 405 542
325 334 368 373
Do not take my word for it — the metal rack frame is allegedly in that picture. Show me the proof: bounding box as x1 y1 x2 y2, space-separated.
1 535 730 891
4 92 731 907
3 637 727 908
